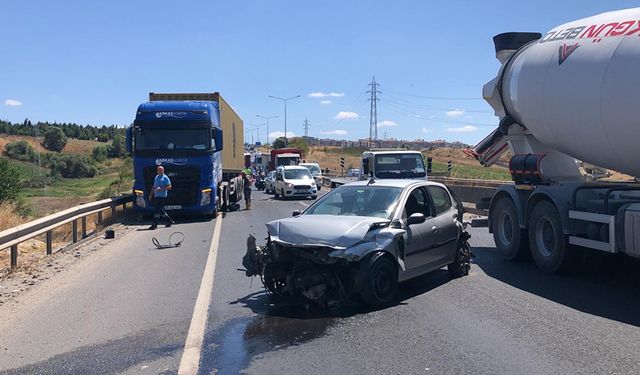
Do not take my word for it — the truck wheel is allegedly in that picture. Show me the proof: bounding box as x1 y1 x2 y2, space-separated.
491 196 529 260
528 201 572 274
448 240 471 278
360 255 398 307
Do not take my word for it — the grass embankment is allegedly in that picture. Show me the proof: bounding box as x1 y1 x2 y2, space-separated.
305 146 512 181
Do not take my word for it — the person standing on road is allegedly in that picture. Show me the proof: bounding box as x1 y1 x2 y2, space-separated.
241 171 253 210
149 165 175 230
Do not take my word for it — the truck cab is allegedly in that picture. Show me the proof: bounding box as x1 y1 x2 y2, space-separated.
360 150 428 181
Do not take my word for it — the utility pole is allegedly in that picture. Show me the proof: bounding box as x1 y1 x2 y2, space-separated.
367 76 381 148
256 114 278 148
302 118 311 137
269 95 301 147
384 131 388 140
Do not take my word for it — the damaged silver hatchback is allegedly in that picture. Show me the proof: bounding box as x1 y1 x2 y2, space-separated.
243 179 471 307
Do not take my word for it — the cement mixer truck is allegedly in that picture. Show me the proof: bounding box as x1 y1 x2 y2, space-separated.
468 8 640 273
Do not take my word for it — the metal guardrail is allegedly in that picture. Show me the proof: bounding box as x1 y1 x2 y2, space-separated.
0 195 134 269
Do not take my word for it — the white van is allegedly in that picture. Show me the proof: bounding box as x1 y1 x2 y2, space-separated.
275 165 318 199
299 162 323 190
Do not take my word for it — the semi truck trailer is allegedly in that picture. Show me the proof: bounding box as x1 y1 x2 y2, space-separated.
468 8 640 273
126 92 245 215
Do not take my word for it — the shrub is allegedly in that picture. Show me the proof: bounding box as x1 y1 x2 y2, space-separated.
92 145 109 162
43 127 67 152
48 154 98 178
0 159 20 203
97 133 109 142
107 134 126 158
5 140 36 162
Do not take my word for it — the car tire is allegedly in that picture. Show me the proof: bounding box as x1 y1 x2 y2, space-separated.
360 255 398 307
448 239 471 278
528 200 573 274
491 196 529 260
274 188 280 199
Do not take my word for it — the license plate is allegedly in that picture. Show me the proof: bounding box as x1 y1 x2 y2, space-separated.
164 205 182 210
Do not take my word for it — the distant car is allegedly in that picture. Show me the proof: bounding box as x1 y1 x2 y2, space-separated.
242 179 470 307
299 162 323 190
347 168 360 177
274 165 317 199
265 171 276 194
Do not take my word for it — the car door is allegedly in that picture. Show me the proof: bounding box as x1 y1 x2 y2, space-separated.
427 185 460 264
401 186 440 270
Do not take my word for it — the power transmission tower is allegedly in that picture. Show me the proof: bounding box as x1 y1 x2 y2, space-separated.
367 76 381 147
384 131 388 140
302 118 311 137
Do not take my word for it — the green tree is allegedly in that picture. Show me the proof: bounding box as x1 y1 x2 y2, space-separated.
48 154 97 178
107 134 125 158
272 137 286 149
97 132 109 142
92 145 108 162
43 127 67 152
288 138 309 156
0 159 20 203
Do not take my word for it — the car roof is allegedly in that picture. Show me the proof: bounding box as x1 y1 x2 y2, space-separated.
299 163 319 166
342 179 446 189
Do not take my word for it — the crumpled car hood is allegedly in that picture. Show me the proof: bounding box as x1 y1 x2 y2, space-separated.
266 215 389 249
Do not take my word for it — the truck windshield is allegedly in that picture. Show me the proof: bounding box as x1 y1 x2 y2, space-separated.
136 128 211 151
277 157 299 166
284 169 312 180
374 154 426 178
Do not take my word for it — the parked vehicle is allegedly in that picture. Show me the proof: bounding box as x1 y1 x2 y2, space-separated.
269 148 304 170
467 8 640 273
347 168 360 177
126 92 245 215
299 162 323 190
332 149 428 187
242 179 470 307
274 165 317 199
255 173 266 191
265 171 276 194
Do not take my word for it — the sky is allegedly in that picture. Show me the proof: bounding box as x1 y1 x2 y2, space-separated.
1 1 636 145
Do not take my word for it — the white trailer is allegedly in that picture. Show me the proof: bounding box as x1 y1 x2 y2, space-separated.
470 8 640 273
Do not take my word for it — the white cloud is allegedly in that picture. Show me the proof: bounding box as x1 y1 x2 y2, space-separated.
421 128 430 133
319 129 347 135
4 99 22 107
333 111 359 120
446 125 478 133
268 131 297 140
377 120 398 128
320 100 332 105
309 92 345 98
446 109 465 117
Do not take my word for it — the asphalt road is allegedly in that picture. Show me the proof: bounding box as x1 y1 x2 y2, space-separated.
1 188 640 374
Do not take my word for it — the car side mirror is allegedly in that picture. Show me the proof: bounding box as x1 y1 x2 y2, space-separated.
407 213 426 225
362 158 369 176
292 210 302 217
213 128 223 152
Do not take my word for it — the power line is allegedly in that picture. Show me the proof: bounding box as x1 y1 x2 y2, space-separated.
384 87 484 101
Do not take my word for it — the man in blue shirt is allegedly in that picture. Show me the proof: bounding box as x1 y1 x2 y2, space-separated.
149 165 174 230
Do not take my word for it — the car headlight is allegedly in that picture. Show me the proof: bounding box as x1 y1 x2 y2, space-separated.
286 182 294 188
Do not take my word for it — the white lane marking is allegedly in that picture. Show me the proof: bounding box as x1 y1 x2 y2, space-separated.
299 202 309 207
178 212 223 375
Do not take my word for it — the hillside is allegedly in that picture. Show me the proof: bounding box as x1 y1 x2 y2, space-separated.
0 135 130 221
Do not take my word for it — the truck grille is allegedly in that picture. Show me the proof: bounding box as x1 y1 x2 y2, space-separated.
144 166 201 206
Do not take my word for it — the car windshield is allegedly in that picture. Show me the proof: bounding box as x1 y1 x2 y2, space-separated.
302 164 321 174
374 154 426 178
284 169 312 180
305 186 402 219
136 128 211 150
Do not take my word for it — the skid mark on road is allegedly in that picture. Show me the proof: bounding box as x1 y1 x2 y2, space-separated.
177 213 223 375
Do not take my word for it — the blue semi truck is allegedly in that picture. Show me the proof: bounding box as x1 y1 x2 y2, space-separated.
125 92 245 215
